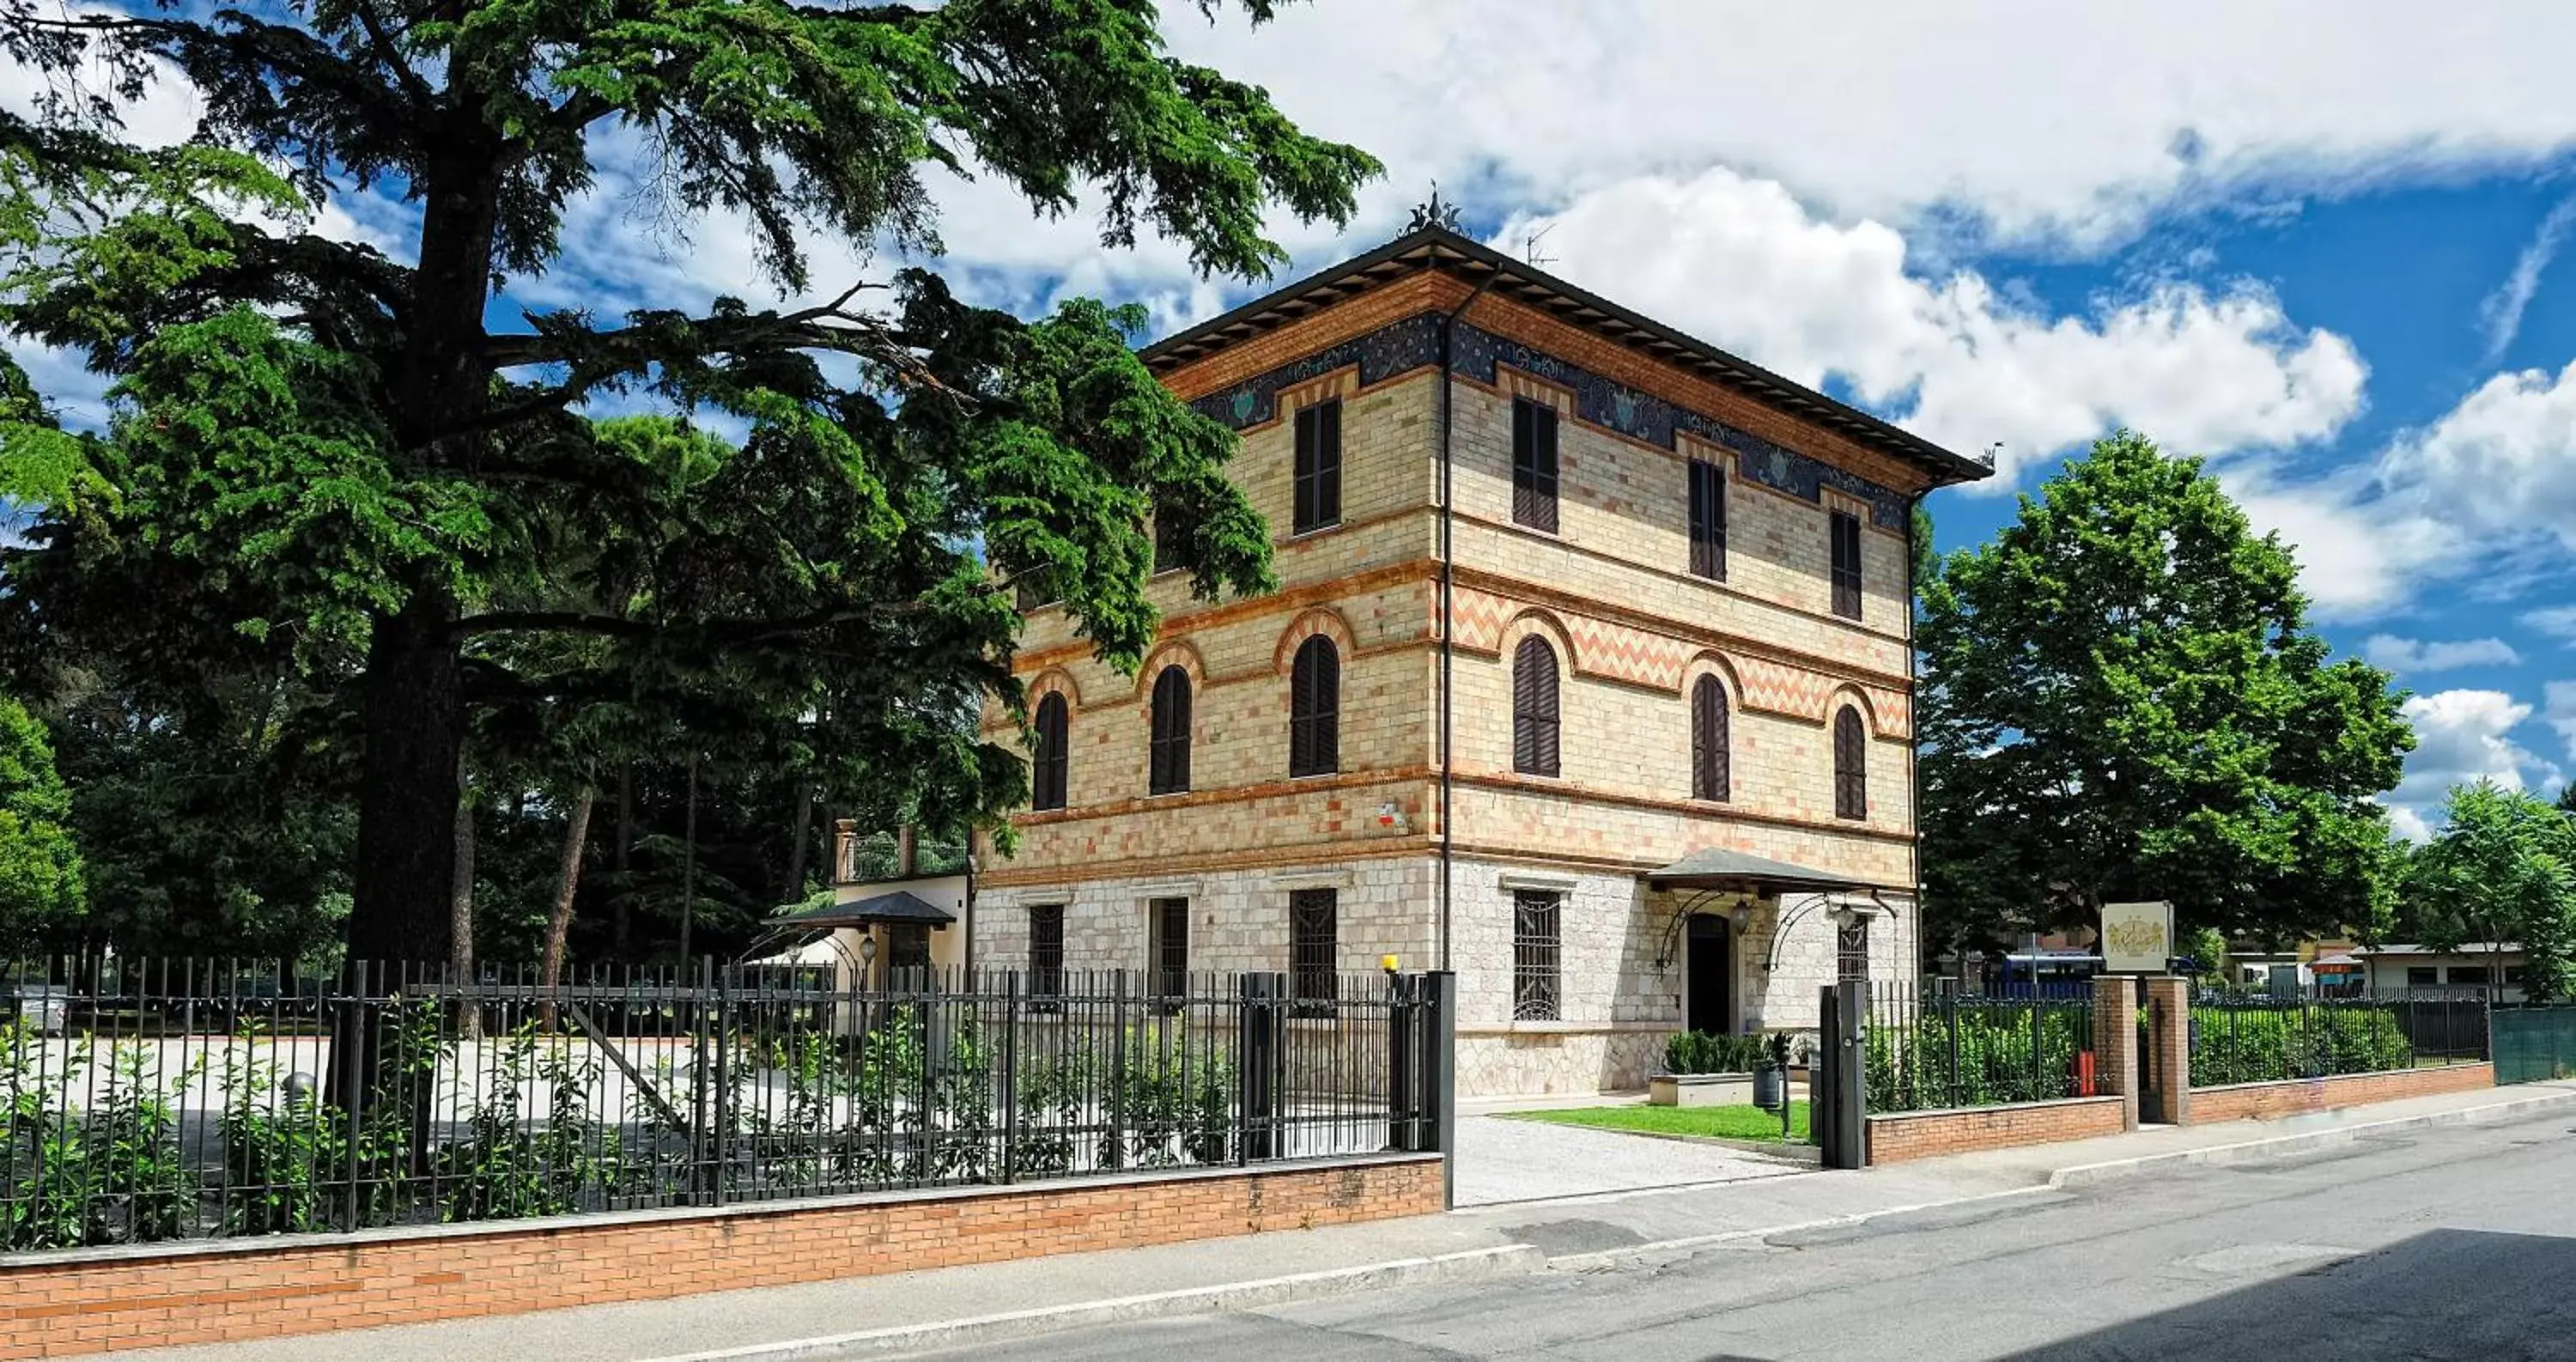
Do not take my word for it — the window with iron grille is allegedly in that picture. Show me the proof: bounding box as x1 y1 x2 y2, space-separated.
1293 398 1343 534
1028 903 1065 1002
1836 916 1868 983
1512 398 1559 532
1691 675 1730 802
1833 707 1867 820
1512 635 1561 777
1288 635 1340 777
1687 459 1726 580
1148 666 1192 794
1512 890 1561 1021
1031 692 1069 811
1829 508 1862 619
1290 888 1337 1012
1150 896 1190 1000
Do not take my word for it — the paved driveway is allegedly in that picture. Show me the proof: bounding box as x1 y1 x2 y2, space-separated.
1448 1113 1807 1207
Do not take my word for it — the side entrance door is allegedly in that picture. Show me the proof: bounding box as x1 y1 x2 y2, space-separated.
1687 915 1734 1033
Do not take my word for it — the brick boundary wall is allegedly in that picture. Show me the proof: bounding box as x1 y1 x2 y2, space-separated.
2188 1061 2494 1125
0 1154 1442 1360
1865 1096 2130 1166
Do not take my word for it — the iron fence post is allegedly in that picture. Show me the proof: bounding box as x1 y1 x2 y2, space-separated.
1422 971 1455 1210
1388 973 1418 1152
1000 970 1020 1185
338 961 366 1233
1237 973 1284 1162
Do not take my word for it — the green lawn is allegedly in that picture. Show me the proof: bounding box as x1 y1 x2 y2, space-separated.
1508 1101 1810 1142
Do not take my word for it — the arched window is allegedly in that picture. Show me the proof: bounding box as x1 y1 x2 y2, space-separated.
1032 692 1069 811
1833 707 1867 820
1512 635 1561 777
1289 635 1340 777
1691 676 1730 802
1148 666 1193 794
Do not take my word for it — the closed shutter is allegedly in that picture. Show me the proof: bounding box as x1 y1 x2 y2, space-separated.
1692 675 1729 802
1513 635 1560 777
1834 707 1866 819
1294 399 1343 533
1830 509 1862 619
1512 398 1558 532
1033 693 1069 811
1150 666 1192 794
1688 459 1726 579
1289 635 1340 777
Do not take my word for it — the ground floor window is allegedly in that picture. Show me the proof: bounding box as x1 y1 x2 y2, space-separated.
1513 890 1561 1021
1150 896 1190 1003
1028 903 1065 1003
1290 888 1337 1013
1836 915 1869 984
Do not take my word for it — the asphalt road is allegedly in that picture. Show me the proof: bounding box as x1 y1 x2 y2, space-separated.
896 1107 2576 1362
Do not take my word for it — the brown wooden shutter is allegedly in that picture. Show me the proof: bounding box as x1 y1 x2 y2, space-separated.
1033 692 1069 810
1514 635 1559 776
1834 707 1866 819
1692 676 1729 802
1830 510 1862 619
1151 666 1191 794
1513 399 1558 532
1689 460 1726 580
1290 635 1339 777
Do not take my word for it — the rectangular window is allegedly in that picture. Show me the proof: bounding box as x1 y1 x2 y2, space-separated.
1290 888 1337 1013
1512 890 1561 1021
2449 965 2492 986
1152 505 1193 575
1837 917 1870 984
1687 459 1726 580
887 923 933 984
1028 903 1065 1001
1292 398 1343 534
2405 966 2439 988
1829 508 1863 620
1511 398 1559 533
1150 896 1190 1001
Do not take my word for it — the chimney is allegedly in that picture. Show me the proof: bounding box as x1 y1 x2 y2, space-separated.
896 824 917 879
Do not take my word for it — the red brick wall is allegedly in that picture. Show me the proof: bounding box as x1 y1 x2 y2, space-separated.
0 1155 1442 1360
1866 1097 2130 1165
2189 1062 2494 1125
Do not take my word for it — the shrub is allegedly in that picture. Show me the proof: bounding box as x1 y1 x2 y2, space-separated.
2190 1003 2414 1086
1661 1031 1767 1074
1866 1004 2090 1113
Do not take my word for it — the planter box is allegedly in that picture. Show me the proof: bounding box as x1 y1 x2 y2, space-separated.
1648 1072 1755 1107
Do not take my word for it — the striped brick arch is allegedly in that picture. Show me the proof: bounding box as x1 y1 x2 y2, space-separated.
1133 638 1207 696
1272 607 1359 675
1025 667 1082 711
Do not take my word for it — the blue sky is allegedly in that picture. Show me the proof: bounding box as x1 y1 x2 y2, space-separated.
7 0 2575 835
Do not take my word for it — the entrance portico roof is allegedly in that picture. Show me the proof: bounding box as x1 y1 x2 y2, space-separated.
1643 848 1881 896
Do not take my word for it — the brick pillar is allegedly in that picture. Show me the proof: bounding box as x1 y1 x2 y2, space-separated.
2142 976 2193 1125
2090 975 2141 1131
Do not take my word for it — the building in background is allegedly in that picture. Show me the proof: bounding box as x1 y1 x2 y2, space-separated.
966 226 1990 1096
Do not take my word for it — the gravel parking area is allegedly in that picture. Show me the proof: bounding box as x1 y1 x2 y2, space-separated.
1449 1112 1807 1207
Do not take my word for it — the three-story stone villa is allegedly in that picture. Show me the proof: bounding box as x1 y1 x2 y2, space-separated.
969 226 1991 1097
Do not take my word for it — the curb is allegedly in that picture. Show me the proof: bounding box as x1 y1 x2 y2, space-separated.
2046 1085 2576 1189
629 1244 1545 1362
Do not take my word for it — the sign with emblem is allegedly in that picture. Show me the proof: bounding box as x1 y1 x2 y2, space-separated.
2100 901 2175 975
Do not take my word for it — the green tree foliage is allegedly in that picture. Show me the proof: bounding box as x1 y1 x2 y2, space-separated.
0 693 83 951
0 0 1377 961
2405 781 2576 1004
1917 431 2414 952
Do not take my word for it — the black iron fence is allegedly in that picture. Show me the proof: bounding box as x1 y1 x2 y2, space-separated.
0 958 1442 1253
2187 989 2488 1088
1862 982 2097 1114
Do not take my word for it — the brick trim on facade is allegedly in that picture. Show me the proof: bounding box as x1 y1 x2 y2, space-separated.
1865 1096 2130 1165
2189 1062 2494 1125
0 1155 1442 1361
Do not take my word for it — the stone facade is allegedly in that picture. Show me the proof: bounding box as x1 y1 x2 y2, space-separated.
966 230 1985 1097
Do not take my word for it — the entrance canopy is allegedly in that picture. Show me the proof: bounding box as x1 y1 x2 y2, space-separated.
769 890 957 930
1643 848 1879 896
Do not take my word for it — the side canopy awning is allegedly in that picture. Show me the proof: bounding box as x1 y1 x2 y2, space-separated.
769 890 958 930
1643 848 1880 896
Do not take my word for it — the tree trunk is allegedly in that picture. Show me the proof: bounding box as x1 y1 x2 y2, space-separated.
782 781 814 905
451 772 479 1040
540 785 597 1026
613 763 634 957
350 593 464 964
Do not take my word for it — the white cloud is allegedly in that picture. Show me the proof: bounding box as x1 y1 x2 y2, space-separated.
2526 605 2576 643
2230 359 2576 617
2549 681 2576 763
2480 194 2576 364
1489 169 2366 483
2387 688 2555 836
1158 0 2576 252
2386 804 2434 845
2363 635 2524 672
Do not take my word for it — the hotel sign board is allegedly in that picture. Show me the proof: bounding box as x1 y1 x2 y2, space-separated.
2100 901 2175 975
